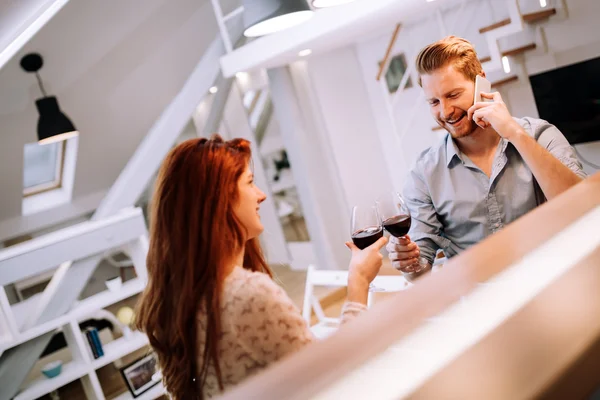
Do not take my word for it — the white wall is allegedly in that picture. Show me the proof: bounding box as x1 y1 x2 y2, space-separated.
306 45 394 209
354 0 600 183
289 61 352 269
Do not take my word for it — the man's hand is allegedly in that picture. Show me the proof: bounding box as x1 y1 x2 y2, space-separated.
467 92 524 141
386 235 421 272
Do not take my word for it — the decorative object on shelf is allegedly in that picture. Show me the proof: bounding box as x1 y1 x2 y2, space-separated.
105 276 123 292
116 306 136 338
243 0 314 37
20 53 79 145
120 353 161 397
41 360 63 379
104 251 136 282
117 306 135 326
84 327 104 359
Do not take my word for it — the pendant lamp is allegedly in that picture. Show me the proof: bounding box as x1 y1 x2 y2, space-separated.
243 0 314 37
20 53 79 145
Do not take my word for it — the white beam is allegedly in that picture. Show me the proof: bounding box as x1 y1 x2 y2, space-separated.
221 83 291 265
0 207 146 286
210 0 233 53
0 0 70 72
203 73 235 136
94 36 225 219
267 67 346 270
219 0 431 77
223 6 244 22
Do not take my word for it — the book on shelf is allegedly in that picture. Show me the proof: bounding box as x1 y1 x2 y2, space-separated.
84 327 104 359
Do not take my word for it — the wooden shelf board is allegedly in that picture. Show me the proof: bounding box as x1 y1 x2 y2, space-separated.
14 361 89 400
91 331 149 370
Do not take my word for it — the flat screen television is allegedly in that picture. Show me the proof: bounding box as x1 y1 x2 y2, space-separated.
529 56 600 145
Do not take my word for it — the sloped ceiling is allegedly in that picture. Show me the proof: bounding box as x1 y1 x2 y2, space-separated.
0 0 219 234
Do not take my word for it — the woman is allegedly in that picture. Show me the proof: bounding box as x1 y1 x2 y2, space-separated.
135 135 387 399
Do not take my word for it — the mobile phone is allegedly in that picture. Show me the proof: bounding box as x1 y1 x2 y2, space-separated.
474 75 492 103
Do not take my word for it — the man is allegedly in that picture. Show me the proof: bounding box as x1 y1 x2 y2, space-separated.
387 36 586 276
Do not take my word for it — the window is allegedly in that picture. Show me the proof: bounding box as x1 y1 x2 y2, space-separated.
380 53 413 94
23 141 65 196
21 137 78 216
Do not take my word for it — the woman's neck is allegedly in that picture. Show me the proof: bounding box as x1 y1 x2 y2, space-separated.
224 247 245 277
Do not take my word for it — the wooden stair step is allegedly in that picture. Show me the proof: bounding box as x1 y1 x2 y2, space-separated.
479 42 537 63
479 18 511 34
523 8 557 23
503 42 537 57
479 8 556 34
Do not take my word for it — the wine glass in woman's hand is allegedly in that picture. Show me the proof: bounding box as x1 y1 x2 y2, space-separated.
350 205 383 250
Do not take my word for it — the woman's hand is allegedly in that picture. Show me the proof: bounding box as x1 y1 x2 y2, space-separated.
345 237 388 305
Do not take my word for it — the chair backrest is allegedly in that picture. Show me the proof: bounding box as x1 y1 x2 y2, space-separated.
302 265 410 323
302 265 348 323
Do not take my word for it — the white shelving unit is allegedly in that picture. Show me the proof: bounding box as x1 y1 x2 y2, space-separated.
7 278 159 400
1 278 146 355
0 208 161 399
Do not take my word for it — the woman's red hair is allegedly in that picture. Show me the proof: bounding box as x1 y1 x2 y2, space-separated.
135 135 271 399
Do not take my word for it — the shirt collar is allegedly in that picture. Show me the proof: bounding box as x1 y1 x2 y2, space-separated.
445 134 463 167
445 134 510 168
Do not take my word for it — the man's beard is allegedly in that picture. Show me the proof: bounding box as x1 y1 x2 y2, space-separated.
443 111 478 139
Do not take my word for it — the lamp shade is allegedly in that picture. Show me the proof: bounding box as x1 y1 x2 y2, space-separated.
35 96 79 145
312 0 357 7
243 0 314 37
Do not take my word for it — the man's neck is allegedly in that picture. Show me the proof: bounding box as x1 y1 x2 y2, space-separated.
455 127 501 158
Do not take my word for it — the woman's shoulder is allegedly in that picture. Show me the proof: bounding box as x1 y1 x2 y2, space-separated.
223 267 283 301
226 266 274 286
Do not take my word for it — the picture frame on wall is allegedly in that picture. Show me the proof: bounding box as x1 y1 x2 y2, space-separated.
120 353 161 397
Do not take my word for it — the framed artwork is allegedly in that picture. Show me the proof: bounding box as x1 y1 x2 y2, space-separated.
120 353 161 397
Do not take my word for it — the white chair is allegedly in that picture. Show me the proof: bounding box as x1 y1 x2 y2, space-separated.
302 265 410 339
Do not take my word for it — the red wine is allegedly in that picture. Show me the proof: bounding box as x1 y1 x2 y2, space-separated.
351 226 383 250
383 215 411 237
